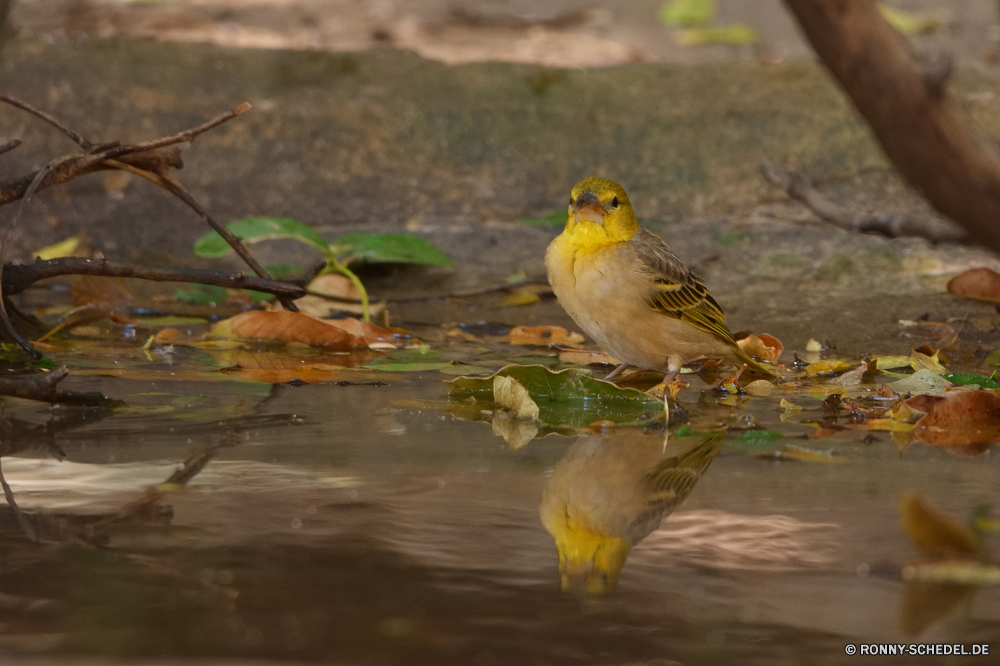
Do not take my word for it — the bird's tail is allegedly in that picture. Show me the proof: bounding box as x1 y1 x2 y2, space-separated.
730 343 778 377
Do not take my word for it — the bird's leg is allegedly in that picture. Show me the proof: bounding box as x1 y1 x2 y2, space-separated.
603 362 631 381
662 355 684 383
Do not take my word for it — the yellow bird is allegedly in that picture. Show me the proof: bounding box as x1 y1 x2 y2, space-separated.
545 177 773 378
540 433 721 594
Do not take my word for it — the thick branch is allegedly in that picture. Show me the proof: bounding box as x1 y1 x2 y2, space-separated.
0 366 119 406
782 0 1000 252
3 256 311 299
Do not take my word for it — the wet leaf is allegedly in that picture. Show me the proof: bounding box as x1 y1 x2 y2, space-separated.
743 379 773 396
878 4 939 35
367 362 453 372
805 338 823 353
446 365 664 427
911 390 1000 447
874 355 913 370
437 364 493 376
804 360 852 376
508 325 584 347
134 316 208 327
736 333 782 363
836 362 867 387
855 418 914 433
660 0 714 27
493 375 539 420
194 217 329 257
900 492 981 556
943 373 999 390
333 232 452 267
208 311 391 349
35 232 86 260
887 369 953 394
518 209 565 226
780 398 802 416
557 349 621 367
910 349 945 373
499 290 541 307
678 24 758 46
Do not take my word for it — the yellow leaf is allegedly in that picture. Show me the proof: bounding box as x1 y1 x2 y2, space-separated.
855 418 914 432
804 360 852 376
499 290 541 307
902 561 1000 585
899 493 981 556
805 338 823 352
878 4 939 35
35 233 86 261
743 379 772 396
910 349 945 373
493 375 539 420
873 355 911 370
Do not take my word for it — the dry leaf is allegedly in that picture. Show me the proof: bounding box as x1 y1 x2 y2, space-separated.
557 349 621 366
508 325 584 347
153 328 182 345
493 375 540 420
805 338 823 352
207 311 376 349
947 267 1000 303
72 275 134 309
911 390 1000 447
736 333 783 363
899 492 981 556
804 360 851 376
308 274 361 300
837 362 867 387
910 349 945 373
743 379 773 396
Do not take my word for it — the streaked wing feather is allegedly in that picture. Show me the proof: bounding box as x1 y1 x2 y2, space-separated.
629 228 739 346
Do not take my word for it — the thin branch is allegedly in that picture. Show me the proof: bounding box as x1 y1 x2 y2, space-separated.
3 257 311 299
0 95 91 149
0 457 38 542
759 159 966 243
0 366 120 407
0 139 21 157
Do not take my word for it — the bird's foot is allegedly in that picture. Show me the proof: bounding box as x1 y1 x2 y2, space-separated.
603 362 631 381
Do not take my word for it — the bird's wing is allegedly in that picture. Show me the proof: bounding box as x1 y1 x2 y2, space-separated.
629 228 740 347
640 437 721 515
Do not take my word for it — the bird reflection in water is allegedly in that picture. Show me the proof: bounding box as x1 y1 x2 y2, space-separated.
539 431 720 594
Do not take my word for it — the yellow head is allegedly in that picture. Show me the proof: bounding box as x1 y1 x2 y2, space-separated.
548 512 631 594
563 177 639 245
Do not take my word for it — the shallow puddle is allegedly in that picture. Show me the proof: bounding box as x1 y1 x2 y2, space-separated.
1 305 999 665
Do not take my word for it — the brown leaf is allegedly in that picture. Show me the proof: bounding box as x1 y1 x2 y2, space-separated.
557 349 621 366
736 333 783 363
911 390 1000 446
899 492 981 556
308 274 361 300
947 267 1000 303
508 325 584 347
207 311 370 349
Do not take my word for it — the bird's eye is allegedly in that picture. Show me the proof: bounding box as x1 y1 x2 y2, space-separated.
611 196 619 209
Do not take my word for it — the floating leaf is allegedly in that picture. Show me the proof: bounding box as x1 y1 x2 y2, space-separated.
873 355 912 370
943 373 999 390
446 365 664 427
437 364 493 375
887 369 953 394
805 338 823 353
367 362 453 372
804 360 852 376
518 209 565 227
134 316 208 327
900 493 981 556
743 379 773 396
494 375 540 420
878 4 939 35
208 311 391 349
660 0 715 26
758 446 848 464
677 24 758 46
508 325 584 347
194 217 329 258
910 349 945 374
333 232 452 267
911 390 1000 447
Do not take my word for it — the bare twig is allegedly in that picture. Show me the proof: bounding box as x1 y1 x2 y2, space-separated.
3 256 312 299
759 159 967 243
782 0 1000 253
0 139 21 157
0 95 91 148
0 366 120 406
0 457 38 542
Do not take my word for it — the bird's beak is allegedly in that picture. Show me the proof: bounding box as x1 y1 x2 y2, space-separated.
573 191 604 225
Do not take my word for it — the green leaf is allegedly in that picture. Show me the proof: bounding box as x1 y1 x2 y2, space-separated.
660 0 715 27
678 24 758 46
518 209 566 227
193 217 329 258
942 373 999 390
728 430 784 451
333 232 452 267
446 364 664 427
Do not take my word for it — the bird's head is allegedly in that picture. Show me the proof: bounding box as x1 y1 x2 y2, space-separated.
551 518 630 594
564 177 639 244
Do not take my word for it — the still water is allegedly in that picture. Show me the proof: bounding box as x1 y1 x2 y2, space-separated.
1 331 998 665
